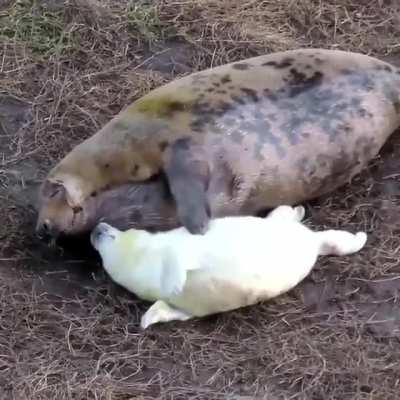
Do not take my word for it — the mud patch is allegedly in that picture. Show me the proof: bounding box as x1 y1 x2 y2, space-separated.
0 94 32 153
141 39 194 75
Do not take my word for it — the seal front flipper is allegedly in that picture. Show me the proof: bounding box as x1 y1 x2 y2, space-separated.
160 247 201 298
163 138 211 234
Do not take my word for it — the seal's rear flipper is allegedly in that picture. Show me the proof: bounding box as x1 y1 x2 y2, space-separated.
140 300 192 329
163 138 211 234
317 230 367 256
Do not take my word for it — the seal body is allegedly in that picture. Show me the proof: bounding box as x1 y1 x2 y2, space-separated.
90 205 367 329
37 48 400 237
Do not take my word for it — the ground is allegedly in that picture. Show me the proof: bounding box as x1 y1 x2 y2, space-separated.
1 0 400 399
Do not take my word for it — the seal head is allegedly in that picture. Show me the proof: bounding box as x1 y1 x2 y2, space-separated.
36 177 179 240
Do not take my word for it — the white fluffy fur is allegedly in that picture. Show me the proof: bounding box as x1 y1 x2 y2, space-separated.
90 205 367 329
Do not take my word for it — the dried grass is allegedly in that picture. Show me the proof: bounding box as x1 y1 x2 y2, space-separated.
1 0 400 398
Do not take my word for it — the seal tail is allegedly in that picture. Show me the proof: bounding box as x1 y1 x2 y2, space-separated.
315 230 367 256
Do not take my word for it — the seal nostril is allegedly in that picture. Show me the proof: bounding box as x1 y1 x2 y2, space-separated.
36 220 59 242
36 226 51 242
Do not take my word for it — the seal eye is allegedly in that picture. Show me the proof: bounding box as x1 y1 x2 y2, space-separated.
41 181 65 200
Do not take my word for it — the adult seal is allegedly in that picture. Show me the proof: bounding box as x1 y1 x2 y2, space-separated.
36 48 400 238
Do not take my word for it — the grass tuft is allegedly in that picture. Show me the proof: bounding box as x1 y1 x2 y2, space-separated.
0 0 74 57
126 0 165 45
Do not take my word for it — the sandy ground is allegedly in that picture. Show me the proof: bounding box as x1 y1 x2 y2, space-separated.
1 0 400 398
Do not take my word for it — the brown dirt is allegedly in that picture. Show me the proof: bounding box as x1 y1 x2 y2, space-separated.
1 0 400 398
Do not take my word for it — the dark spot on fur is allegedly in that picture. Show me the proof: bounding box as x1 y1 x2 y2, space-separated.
159 141 169 151
231 95 246 105
263 89 278 102
240 88 259 102
232 63 251 70
307 53 321 59
213 82 221 87
221 74 232 84
289 68 307 84
216 102 234 114
136 97 186 118
104 163 110 169
190 104 215 132
287 71 324 98
314 57 324 65
90 191 98 197
131 164 139 175
262 58 294 69
357 108 373 118
172 137 192 152
262 61 277 67
340 123 353 136
190 99 233 133
190 121 205 133
206 88 215 93
237 118 286 159
216 90 227 94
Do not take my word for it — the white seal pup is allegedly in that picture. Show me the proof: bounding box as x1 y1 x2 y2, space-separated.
90 205 367 329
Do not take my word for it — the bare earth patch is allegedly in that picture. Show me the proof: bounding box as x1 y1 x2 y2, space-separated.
1 0 400 398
